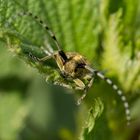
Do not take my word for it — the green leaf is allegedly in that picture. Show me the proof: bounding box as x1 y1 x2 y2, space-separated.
0 91 28 140
80 98 104 140
0 0 101 89
0 0 140 139
101 9 140 92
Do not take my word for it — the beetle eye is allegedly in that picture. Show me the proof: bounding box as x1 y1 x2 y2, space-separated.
74 63 85 73
77 63 85 68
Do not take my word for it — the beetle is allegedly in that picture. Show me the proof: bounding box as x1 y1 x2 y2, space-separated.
9 11 131 125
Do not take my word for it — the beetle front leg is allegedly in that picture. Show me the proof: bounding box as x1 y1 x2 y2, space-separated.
38 55 53 61
73 78 87 105
76 78 94 105
29 52 53 62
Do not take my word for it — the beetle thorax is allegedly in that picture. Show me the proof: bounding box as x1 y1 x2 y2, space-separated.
54 51 91 78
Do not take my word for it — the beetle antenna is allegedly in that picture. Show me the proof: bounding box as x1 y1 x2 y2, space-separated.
15 11 61 51
85 66 131 125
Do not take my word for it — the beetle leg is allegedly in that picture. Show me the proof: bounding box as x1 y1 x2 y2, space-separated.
73 78 87 105
29 52 53 62
54 81 73 89
76 78 94 105
38 55 53 61
73 78 86 90
87 78 94 89
77 90 87 105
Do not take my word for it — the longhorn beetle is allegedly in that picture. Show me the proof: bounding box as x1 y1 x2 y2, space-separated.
8 11 131 125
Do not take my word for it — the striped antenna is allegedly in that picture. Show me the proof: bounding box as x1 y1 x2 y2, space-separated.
16 11 61 51
85 66 131 125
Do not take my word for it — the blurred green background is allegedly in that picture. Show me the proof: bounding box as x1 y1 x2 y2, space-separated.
0 0 140 140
